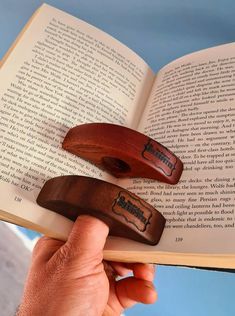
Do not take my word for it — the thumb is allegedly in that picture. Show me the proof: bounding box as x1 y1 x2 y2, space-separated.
68 214 109 254
54 215 109 268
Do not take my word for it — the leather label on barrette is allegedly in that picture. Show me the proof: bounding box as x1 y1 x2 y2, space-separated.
142 139 177 176
112 191 152 232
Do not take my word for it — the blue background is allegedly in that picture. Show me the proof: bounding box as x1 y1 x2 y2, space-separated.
1 1 235 315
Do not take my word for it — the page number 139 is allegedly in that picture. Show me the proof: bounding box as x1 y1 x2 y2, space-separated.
175 237 183 242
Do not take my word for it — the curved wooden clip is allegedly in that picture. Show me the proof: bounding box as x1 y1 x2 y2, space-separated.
37 176 166 245
62 123 183 184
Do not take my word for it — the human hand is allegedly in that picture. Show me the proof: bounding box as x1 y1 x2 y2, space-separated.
17 215 157 316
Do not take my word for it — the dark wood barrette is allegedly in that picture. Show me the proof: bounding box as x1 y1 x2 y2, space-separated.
62 123 183 184
37 176 166 245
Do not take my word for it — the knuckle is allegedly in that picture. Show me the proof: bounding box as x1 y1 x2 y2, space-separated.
57 240 74 263
45 242 73 275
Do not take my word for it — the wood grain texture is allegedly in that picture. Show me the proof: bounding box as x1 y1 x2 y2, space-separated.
62 123 183 184
37 175 166 245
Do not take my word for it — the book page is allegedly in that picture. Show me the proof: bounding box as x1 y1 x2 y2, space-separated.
0 4 154 226
119 43 235 254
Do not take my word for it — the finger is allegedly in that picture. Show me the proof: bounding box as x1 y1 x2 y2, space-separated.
131 263 155 282
68 215 109 254
110 262 155 281
51 215 109 268
103 261 118 280
115 277 157 309
32 236 65 264
108 262 156 281
109 261 132 277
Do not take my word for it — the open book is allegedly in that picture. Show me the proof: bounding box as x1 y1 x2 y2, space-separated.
0 3 234 269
